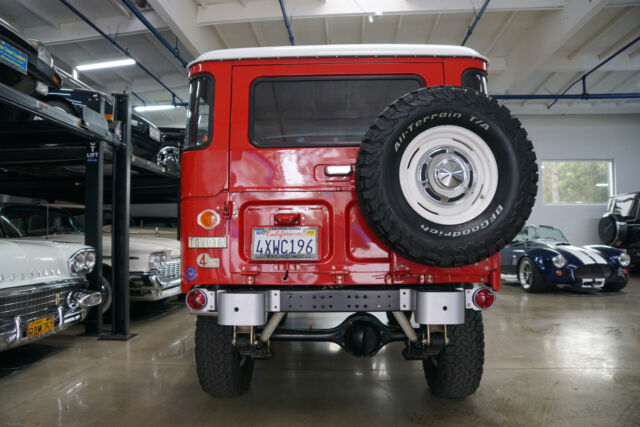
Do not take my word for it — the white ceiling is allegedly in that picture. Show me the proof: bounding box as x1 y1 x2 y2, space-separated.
1 0 639 127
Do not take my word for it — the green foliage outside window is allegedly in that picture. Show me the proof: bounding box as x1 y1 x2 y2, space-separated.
541 160 613 204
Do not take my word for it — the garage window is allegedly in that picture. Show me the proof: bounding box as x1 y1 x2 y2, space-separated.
250 76 423 147
541 160 614 204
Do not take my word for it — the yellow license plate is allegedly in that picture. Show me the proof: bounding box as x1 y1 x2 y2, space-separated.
27 316 55 340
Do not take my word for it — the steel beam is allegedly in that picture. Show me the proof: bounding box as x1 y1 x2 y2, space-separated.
103 93 135 341
83 140 104 335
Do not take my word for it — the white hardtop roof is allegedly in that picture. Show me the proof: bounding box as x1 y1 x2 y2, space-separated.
189 44 487 67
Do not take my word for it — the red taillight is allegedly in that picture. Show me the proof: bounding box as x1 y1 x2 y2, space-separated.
473 288 495 309
186 289 207 311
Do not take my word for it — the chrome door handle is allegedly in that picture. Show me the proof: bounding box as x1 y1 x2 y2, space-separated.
325 165 352 176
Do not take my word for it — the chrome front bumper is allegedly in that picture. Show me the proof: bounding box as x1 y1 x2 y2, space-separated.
0 286 101 352
129 273 181 301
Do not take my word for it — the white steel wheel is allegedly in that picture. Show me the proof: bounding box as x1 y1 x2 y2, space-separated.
398 125 498 226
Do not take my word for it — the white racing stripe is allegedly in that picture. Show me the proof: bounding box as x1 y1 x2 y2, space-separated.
561 246 597 264
581 248 608 264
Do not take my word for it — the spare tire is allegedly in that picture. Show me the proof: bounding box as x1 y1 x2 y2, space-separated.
355 86 537 267
598 213 628 246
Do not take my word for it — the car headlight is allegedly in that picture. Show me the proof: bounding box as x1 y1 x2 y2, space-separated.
619 254 631 267
68 249 96 275
149 252 168 271
552 254 567 269
37 45 54 67
85 251 96 270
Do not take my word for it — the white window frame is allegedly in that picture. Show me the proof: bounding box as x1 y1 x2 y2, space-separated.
540 159 615 205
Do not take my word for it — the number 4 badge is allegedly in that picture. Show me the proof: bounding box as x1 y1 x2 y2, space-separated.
197 253 220 268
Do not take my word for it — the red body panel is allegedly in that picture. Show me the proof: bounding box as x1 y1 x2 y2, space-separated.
181 56 500 293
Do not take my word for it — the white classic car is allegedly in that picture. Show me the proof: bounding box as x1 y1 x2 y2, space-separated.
0 239 101 351
0 204 181 312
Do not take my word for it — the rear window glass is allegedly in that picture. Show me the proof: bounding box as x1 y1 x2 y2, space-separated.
250 76 423 147
185 75 214 150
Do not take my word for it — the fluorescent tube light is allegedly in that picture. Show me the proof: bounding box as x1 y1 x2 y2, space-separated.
76 58 136 71
134 104 176 112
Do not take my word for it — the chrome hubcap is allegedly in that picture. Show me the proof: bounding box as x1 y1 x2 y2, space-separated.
419 150 473 204
156 146 179 167
519 262 532 289
399 125 499 225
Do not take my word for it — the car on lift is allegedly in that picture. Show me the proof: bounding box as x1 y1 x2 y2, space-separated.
0 204 181 314
0 17 61 97
130 216 178 239
180 44 538 398
598 192 640 268
38 88 177 168
0 237 101 351
501 225 630 292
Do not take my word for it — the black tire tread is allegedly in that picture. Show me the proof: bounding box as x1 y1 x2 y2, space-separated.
520 257 548 293
356 86 538 267
423 309 484 398
195 316 254 397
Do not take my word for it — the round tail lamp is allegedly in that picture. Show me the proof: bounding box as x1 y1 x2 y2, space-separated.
473 288 495 310
186 289 208 311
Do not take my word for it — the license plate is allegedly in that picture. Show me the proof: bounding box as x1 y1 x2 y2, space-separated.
27 315 55 340
251 227 318 260
0 40 28 74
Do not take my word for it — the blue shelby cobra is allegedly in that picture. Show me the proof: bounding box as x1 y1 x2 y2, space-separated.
501 225 630 293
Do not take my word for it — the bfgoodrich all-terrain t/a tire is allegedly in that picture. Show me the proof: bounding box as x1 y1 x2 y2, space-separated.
423 309 484 398
195 316 254 397
356 86 538 267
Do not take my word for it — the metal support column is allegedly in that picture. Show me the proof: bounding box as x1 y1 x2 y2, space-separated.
102 93 135 340
83 139 104 335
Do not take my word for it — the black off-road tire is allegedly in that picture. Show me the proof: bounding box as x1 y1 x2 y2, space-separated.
518 257 548 293
195 316 254 397
422 309 484 398
603 279 628 292
356 86 537 267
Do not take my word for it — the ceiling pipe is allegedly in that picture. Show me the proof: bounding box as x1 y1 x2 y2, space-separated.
57 0 185 105
544 34 640 108
461 0 490 46
120 0 187 68
279 0 295 46
131 91 147 105
494 93 640 100
495 35 640 104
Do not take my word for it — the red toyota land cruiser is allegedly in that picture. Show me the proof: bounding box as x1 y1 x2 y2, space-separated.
181 44 538 398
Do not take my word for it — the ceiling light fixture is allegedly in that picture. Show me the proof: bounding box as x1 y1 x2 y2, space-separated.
134 104 176 112
76 58 136 71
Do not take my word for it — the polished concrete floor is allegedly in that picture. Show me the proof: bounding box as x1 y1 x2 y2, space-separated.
1 277 639 427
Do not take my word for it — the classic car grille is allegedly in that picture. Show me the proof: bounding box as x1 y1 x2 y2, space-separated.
575 264 612 279
0 281 84 321
159 259 180 284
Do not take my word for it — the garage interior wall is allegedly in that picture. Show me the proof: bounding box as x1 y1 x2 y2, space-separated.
522 114 640 246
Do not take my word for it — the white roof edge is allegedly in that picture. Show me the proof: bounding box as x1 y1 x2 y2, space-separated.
188 44 488 67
